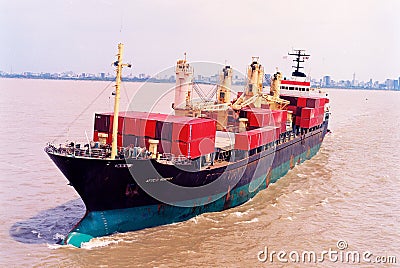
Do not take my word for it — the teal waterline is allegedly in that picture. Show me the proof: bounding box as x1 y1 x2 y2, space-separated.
65 143 321 247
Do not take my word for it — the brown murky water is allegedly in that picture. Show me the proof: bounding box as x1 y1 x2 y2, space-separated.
0 78 399 267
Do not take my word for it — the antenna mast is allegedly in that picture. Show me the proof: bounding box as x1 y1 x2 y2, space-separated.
288 49 310 77
111 43 131 160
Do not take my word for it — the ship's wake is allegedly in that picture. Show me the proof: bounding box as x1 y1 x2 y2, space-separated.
9 199 85 245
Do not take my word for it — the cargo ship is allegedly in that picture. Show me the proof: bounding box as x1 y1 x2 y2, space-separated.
45 45 330 247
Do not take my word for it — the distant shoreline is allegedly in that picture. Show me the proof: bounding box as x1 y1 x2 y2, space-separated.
0 75 398 91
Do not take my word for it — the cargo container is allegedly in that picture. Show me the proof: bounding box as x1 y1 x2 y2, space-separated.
155 121 173 141
258 126 279 144
247 111 271 127
94 113 111 133
287 105 297 114
297 97 307 107
239 108 248 119
171 136 215 159
271 110 288 125
124 112 169 137
158 140 172 154
143 118 157 138
123 117 143 136
280 95 298 106
301 107 315 119
300 115 324 128
108 115 125 134
296 107 303 116
172 118 216 142
121 135 147 148
271 110 282 124
234 130 261 150
316 106 325 117
306 98 322 108
295 116 301 126
300 117 316 128
234 125 281 150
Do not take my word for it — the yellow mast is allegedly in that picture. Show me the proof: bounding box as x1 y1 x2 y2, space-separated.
111 43 131 159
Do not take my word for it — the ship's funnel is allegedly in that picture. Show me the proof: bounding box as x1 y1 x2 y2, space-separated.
174 56 193 109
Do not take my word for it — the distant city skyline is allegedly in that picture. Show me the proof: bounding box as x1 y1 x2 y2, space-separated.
1 69 399 90
1 0 399 82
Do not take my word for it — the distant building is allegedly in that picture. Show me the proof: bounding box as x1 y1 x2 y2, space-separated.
385 79 394 90
139 73 147 79
394 79 399 90
368 79 373 89
323 76 331 87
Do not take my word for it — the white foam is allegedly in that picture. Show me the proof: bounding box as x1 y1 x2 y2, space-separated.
31 230 42 238
53 233 65 241
233 211 245 217
47 243 64 249
320 198 329 206
189 217 198 224
167 221 181 226
81 237 123 249
233 210 253 217
204 217 219 223
293 190 304 197
234 218 259 224
47 243 75 250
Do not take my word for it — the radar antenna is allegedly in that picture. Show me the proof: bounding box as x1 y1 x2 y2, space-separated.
288 49 310 78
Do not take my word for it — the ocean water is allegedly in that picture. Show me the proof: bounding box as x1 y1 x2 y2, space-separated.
0 78 399 267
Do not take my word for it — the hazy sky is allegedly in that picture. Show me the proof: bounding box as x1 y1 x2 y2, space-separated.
1 0 399 81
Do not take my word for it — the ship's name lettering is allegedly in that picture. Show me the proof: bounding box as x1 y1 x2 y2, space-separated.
145 177 173 183
115 164 133 168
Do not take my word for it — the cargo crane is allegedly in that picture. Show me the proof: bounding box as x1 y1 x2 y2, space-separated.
172 56 290 131
173 56 288 113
